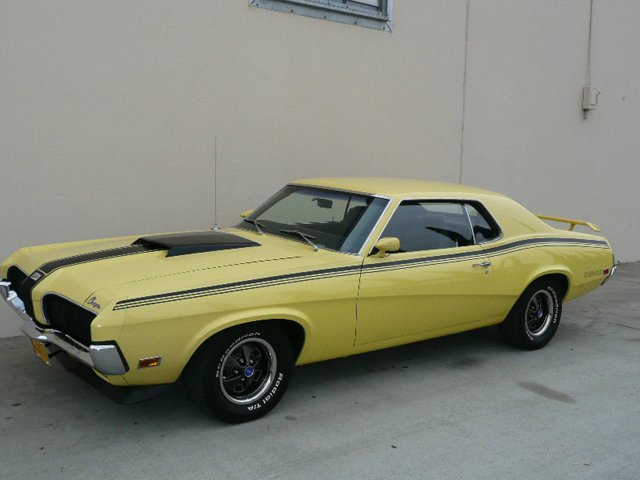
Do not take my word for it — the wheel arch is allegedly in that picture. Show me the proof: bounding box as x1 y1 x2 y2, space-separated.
527 270 571 299
183 317 307 375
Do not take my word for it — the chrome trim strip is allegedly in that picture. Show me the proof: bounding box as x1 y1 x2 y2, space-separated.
477 231 504 246
0 281 26 315
601 264 617 286
390 197 505 246
357 198 395 256
363 197 506 255
463 204 477 245
0 281 12 302
474 203 504 246
90 344 128 375
21 319 94 365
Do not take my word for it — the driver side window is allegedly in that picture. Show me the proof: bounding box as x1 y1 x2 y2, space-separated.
381 201 474 253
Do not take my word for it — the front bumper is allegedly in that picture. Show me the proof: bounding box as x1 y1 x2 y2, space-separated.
0 281 128 375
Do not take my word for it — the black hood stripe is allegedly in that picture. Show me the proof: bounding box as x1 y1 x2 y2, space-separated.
37 229 259 276
38 245 155 275
113 237 609 311
20 244 160 319
21 231 260 317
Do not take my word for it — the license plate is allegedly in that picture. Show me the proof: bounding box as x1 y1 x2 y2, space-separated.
30 339 50 365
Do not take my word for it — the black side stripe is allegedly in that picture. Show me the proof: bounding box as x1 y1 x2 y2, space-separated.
113 237 609 311
481 236 607 256
113 264 363 310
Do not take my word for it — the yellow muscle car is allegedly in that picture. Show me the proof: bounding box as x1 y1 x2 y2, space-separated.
0 178 615 423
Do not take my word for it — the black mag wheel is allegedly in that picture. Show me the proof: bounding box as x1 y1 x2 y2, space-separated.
184 324 294 423
524 289 555 338
499 278 562 350
219 337 277 405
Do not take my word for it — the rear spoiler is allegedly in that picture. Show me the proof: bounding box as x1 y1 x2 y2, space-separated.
537 214 601 232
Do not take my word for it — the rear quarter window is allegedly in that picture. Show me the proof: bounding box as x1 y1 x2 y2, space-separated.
466 202 501 243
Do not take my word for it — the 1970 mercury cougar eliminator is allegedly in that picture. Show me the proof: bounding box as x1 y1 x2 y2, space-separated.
1 178 615 422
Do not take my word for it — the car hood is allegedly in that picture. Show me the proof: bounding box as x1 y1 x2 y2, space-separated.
25 228 358 316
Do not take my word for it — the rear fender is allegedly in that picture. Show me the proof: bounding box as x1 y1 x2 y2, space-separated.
522 267 574 300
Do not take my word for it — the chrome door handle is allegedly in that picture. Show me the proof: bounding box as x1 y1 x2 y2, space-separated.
473 261 492 268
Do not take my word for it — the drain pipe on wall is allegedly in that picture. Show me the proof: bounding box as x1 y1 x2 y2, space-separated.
458 0 471 184
583 0 600 119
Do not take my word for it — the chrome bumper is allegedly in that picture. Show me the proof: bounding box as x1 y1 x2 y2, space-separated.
601 264 618 286
0 281 128 375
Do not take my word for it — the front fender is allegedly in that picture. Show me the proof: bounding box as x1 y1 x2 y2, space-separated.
186 307 312 367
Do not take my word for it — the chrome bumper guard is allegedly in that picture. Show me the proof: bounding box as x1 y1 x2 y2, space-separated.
601 264 618 286
0 281 128 375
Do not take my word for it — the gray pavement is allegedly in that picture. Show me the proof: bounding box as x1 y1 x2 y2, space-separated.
1 264 639 480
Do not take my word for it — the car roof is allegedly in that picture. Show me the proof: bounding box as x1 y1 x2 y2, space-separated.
291 177 504 198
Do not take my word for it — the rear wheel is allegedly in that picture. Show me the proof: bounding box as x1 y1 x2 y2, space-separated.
184 324 293 423
499 279 562 350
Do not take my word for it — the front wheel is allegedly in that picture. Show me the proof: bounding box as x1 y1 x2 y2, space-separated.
499 279 563 350
183 324 294 423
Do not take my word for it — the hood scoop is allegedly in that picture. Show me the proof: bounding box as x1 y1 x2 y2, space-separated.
133 231 259 257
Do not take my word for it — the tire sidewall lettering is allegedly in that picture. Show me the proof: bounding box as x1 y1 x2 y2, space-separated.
187 325 293 422
247 372 284 412
549 286 559 325
524 285 559 341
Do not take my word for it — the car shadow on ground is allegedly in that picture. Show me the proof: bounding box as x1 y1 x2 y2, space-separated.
0 311 606 439
104 325 509 426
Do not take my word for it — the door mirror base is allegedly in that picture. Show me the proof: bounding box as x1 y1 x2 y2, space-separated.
372 237 400 257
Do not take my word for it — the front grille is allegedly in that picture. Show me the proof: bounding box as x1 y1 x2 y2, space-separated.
7 266 27 302
42 294 96 346
6 266 40 319
20 276 39 318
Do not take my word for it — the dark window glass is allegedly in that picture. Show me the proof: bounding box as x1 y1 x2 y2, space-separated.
466 203 501 243
381 201 474 253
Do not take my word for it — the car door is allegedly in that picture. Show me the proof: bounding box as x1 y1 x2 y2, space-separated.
355 200 503 346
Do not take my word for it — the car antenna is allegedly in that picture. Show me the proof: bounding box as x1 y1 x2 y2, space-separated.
213 135 220 230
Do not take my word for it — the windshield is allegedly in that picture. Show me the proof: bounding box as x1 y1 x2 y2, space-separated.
235 185 389 254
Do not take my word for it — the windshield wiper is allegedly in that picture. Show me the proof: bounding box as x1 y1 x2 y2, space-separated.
279 229 319 251
243 218 266 235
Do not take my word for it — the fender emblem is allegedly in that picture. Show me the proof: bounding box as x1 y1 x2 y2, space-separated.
30 271 43 282
87 297 102 310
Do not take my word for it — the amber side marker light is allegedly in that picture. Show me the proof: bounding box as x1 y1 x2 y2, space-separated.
138 356 162 369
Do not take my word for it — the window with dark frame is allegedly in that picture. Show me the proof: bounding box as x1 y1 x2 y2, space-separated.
380 201 502 254
250 0 394 31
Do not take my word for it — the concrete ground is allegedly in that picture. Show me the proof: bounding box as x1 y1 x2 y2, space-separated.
1 264 639 480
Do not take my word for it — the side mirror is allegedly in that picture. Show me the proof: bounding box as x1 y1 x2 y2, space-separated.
240 209 254 219
373 237 400 257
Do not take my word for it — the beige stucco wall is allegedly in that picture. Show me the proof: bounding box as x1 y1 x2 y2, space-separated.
0 1 637 337
462 0 639 264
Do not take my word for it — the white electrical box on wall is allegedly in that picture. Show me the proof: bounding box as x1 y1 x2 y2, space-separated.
583 86 600 110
